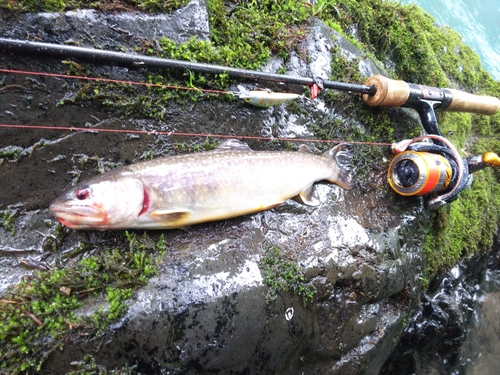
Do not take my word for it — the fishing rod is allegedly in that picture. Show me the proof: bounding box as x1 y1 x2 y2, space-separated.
0 38 375 95
0 38 497 114
0 38 498 114
1 38 500 207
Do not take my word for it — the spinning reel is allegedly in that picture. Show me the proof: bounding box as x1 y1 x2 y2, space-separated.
362 75 500 209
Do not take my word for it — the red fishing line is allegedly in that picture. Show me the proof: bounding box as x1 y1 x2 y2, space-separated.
0 68 392 146
0 124 392 146
0 68 229 94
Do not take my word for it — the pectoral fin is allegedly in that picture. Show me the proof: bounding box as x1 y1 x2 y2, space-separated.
216 139 253 152
292 185 319 206
298 145 309 153
150 209 192 226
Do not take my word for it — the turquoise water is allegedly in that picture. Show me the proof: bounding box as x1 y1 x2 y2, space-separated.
401 0 500 80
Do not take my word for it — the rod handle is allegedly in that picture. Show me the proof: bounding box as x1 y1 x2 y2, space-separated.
362 75 500 115
362 75 410 107
444 89 500 115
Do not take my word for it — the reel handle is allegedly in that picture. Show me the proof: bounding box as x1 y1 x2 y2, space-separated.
483 152 500 167
362 74 500 115
468 152 500 173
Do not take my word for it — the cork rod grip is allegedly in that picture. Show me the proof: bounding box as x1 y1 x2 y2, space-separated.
362 75 410 107
444 89 500 115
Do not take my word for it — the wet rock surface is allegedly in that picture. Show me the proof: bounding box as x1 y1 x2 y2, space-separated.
1 2 491 374
381 235 500 375
461 249 500 375
0 0 209 46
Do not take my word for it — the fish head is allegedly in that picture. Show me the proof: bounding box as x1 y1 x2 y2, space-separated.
49 171 145 230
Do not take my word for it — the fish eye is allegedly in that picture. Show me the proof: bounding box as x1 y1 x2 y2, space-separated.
75 188 91 200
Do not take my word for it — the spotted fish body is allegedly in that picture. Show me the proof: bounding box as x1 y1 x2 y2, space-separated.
49 140 353 230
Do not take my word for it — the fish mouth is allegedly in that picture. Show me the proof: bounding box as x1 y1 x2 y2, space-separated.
49 202 108 228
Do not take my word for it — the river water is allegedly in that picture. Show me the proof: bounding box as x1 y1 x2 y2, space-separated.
401 0 500 80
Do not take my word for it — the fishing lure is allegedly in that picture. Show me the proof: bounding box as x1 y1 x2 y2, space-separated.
236 86 301 108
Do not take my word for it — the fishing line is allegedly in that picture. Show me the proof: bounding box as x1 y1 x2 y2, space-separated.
0 68 230 95
0 68 392 146
0 124 392 146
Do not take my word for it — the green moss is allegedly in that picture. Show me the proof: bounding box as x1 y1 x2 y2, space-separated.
0 232 166 374
0 145 29 162
316 0 492 90
0 209 19 236
129 0 191 13
173 137 220 153
423 169 500 276
436 111 472 148
207 0 310 65
261 246 316 307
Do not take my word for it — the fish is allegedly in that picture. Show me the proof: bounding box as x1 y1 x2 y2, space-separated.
49 139 354 230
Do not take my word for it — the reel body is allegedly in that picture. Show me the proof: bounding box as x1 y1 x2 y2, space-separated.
388 151 452 196
387 135 473 208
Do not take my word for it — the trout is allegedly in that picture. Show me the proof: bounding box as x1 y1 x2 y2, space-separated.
49 139 353 230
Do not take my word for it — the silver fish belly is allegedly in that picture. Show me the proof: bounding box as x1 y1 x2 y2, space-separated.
49 140 353 230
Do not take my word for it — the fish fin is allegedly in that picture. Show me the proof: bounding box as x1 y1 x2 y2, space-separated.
237 85 251 98
293 185 319 206
150 209 192 225
324 143 355 190
298 145 309 153
216 139 253 152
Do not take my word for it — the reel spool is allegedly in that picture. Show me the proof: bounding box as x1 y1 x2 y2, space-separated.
388 151 453 196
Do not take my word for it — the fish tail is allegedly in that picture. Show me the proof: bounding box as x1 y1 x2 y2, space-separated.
323 143 354 190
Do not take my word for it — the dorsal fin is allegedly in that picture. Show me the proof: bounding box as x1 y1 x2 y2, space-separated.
216 139 253 152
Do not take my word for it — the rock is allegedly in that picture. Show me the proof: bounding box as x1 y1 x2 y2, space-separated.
0 4 434 374
380 251 495 374
0 0 210 47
